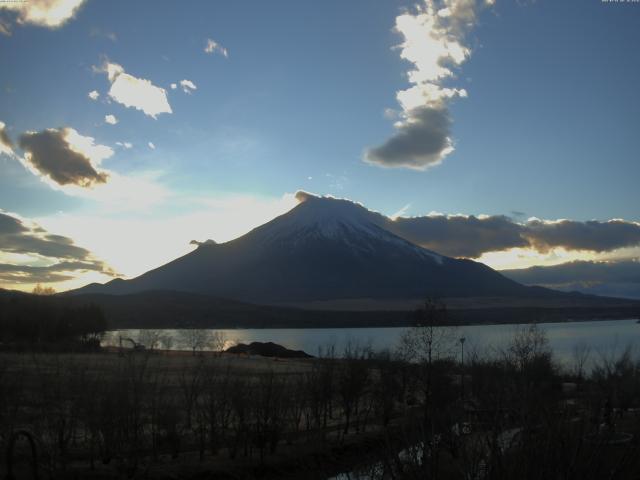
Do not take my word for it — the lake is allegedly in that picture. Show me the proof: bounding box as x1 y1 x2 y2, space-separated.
106 318 640 368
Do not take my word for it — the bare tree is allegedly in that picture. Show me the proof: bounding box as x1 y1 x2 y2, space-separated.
210 331 227 356
137 329 162 351
159 333 175 351
178 329 211 356
572 341 592 380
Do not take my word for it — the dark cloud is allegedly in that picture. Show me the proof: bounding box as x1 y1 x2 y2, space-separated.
384 216 640 258
18 128 109 187
524 219 640 253
502 260 640 300
364 106 453 170
0 260 106 284
383 214 528 258
0 212 27 235
0 211 116 285
294 192 640 258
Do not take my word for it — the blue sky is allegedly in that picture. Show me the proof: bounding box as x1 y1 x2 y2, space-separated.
1 0 640 291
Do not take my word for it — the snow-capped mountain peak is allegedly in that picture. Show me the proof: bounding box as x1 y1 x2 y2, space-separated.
247 192 444 263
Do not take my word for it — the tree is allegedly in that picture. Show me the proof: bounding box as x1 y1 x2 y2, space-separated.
178 329 211 355
32 284 56 295
159 334 174 351
210 331 227 356
137 329 162 350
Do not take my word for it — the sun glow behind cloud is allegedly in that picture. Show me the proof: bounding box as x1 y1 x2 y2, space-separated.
36 192 299 281
0 0 86 31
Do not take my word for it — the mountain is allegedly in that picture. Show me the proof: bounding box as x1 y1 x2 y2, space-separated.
72 193 567 305
502 260 640 300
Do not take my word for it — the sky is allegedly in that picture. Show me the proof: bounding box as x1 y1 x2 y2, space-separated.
1 0 640 294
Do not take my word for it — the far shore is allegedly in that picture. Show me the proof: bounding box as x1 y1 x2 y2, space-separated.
104 305 640 330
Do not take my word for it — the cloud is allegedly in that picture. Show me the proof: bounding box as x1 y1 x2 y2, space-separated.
295 191 640 259
365 0 491 170
179 79 197 94
386 214 640 258
0 0 86 33
502 259 640 300
386 213 529 257
0 121 15 157
17 127 111 188
88 90 99 100
104 114 118 125
96 60 172 118
8 125 167 212
148 141 156 150
0 210 115 285
170 83 177 90
365 106 454 169
524 219 640 254
204 38 228 57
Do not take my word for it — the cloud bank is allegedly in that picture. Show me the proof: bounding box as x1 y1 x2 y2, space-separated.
295 192 640 258
502 260 640 300
365 0 492 170
0 210 115 285
97 61 172 118
18 127 111 188
387 215 640 258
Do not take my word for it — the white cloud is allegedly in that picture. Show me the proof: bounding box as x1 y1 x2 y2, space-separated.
0 0 86 31
96 60 172 118
104 114 118 125
170 83 177 90
88 90 99 101
365 0 492 170
148 141 156 150
179 79 197 94
115 141 132 149
204 38 228 57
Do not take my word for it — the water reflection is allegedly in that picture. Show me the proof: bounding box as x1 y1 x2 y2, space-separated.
104 319 640 367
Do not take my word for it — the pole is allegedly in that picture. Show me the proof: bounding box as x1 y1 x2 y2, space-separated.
460 337 466 401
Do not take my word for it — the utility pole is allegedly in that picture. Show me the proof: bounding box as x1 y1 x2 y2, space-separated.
459 336 466 401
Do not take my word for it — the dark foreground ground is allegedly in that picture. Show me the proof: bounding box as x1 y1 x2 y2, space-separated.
4 328 640 479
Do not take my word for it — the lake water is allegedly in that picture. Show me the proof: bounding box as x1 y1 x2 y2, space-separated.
106 318 640 368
